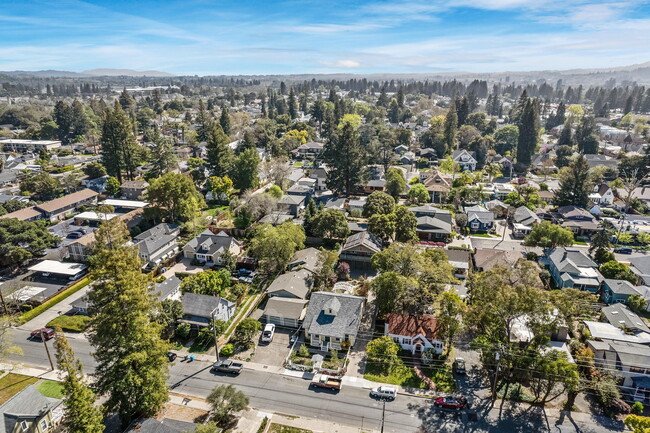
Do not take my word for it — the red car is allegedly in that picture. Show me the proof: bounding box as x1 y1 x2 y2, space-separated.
433 396 467 411
30 328 55 341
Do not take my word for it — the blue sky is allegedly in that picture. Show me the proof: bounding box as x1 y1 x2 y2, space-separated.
1 0 649 75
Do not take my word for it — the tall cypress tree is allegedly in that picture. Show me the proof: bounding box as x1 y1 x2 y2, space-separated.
100 102 139 183
555 154 592 207
516 99 538 168
54 331 104 433
444 100 458 154
575 115 599 154
219 104 231 135
323 122 366 196
288 88 297 119
557 119 574 147
88 220 170 428
206 123 234 177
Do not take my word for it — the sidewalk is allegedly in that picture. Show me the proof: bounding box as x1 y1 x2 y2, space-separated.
17 282 94 330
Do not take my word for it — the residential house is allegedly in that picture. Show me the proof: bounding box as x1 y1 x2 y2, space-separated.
485 199 508 218
124 418 197 433
266 269 313 299
411 205 453 241
339 231 382 263
384 314 444 354
0 139 61 153
589 184 615 207
398 151 416 165
0 206 42 221
277 194 306 217
487 154 513 173
2 189 100 222
601 303 650 334
261 297 308 328
303 292 364 351
347 197 367 213
293 141 325 158
512 206 540 238
473 249 521 272
309 166 329 192
363 179 386 193
121 180 149 200
584 154 619 171
446 249 471 279
183 229 242 265
616 187 650 206
181 292 235 328
548 248 601 292
288 248 322 274
531 153 557 174
0 385 63 433
630 256 650 286
155 275 183 302
601 279 644 305
492 182 516 200
133 223 180 268
464 205 494 233
418 148 438 161
584 320 650 345
452 149 477 171
420 172 451 203
557 205 600 236
393 144 409 155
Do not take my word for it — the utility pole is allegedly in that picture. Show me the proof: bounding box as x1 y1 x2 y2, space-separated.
491 351 501 400
211 317 220 362
40 330 54 371
0 288 8 316
380 400 386 433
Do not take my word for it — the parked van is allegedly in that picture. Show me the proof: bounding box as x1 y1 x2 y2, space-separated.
370 386 397 400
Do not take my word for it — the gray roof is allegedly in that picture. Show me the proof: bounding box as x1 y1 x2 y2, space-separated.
155 276 182 301
341 231 382 254
452 149 477 163
0 386 62 433
513 206 540 226
266 269 313 299
278 194 305 206
125 418 197 433
134 223 179 256
604 278 641 296
548 248 597 273
602 303 650 333
608 341 650 369
288 248 322 273
410 205 452 222
630 256 650 276
303 292 364 339
186 229 239 256
182 292 234 318
416 216 452 234
263 297 308 320
464 205 494 224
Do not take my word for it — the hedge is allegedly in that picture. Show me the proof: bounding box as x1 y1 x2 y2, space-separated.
46 314 91 332
17 277 92 325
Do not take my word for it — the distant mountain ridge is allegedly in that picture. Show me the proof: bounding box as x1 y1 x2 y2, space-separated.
82 68 173 77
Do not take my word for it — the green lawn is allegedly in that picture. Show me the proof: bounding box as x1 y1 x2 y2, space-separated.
497 382 535 403
46 314 91 332
0 374 39 404
270 424 312 433
36 380 64 399
205 206 228 217
363 363 425 389
17 277 91 325
471 233 493 238
423 365 456 393
573 241 588 245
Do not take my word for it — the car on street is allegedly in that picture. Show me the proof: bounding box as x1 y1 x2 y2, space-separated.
453 357 466 375
211 359 243 374
433 396 467 410
370 386 397 400
30 328 55 340
614 247 633 254
310 374 342 391
166 352 177 362
261 323 275 343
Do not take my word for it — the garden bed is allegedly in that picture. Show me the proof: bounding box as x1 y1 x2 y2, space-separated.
270 424 312 433
46 314 91 332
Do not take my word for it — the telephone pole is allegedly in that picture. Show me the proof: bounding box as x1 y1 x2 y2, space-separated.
211 316 220 362
491 351 501 401
380 400 386 433
40 330 54 370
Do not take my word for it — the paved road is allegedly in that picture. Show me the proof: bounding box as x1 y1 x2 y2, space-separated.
11 328 624 433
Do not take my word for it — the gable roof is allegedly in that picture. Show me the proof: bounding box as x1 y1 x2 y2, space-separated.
341 231 382 254
464 205 494 224
452 149 477 163
604 278 642 296
266 269 313 299
36 188 98 213
186 229 239 256
288 248 322 273
601 303 650 333
182 292 234 318
134 223 179 256
0 206 41 221
303 292 364 338
548 248 597 273
630 256 650 279
263 297 308 320
386 313 442 341
124 418 197 433
513 206 540 226
473 249 521 271
155 275 182 301
416 216 452 234
0 386 62 433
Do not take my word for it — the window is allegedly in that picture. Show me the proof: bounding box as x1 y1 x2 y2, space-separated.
21 421 29 432
40 420 49 430
471 223 479 229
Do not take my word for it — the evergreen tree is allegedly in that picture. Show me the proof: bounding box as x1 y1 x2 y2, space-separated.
323 122 366 195
232 148 260 191
288 88 297 119
219 105 231 135
197 99 211 142
54 331 104 433
575 115 599 154
555 154 592 207
516 99 538 168
557 120 574 147
456 96 470 126
87 221 170 428
241 131 256 152
377 87 388 107
149 127 177 175
394 205 417 242
397 87 405 108
206 123 234 177
71 100 89 140
54 100 73 145
100 102 140 183
444 100 458 154
388 98 400 123
385 168 406 200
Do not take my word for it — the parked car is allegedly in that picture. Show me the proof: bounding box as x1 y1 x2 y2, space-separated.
67 231 83 239
261 323 275 343
211 359 243 374
370 386 397 400
166 352 177 362
310 374 342 391
433 396 467 410
453 357 466 375
30 328 55 340
614 247 633 254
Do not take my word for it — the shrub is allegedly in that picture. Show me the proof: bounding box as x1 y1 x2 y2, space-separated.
298 344 310 357
45 314 90 333
631 401 644 415
175 322 191 341
608 398 631 415
526 252 539 261
220 343 234 357
17 277 91 325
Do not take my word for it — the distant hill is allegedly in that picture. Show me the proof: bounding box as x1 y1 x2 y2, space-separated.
0 70 90 78
82 68 173 77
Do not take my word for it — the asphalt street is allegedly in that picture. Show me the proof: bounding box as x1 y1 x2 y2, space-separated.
11 328 625 433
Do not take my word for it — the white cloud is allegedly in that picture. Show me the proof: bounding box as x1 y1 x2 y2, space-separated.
336 59 361 68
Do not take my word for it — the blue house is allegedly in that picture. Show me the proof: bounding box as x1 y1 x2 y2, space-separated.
464 205 494 233
547 248 601 292
601 279 644 304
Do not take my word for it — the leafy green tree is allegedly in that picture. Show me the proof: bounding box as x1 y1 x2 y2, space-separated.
20 172 62 200
407 183 430 205
206 385 249 425
310 209 350 239
368 213 396 242
599 261 637 284
363 191 395 217
194 422 222 433
83 161 107 179
105 176 121 197
180 270 231 296
524 221 574 248
314 249 339 290
529 351 579 404
54 330 104 433
146 173 205 223
266 185 283 199
385 168 406 200
436 291 466 352
248 222 305 275
233 318 262 348
494 124 519 155
87 228 169 427
439 155 460 180
555 154 593 207
100 102 141 183
231 148 260 190
394 205 417 242
366 335 401 374
625 414 650 433
628 294 648 313
371 272 409 314
207 176 233 202
0 219 58 268
207 123 234 177
323 121 366 195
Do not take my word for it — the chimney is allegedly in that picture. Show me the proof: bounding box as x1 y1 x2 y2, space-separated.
562 250 568 261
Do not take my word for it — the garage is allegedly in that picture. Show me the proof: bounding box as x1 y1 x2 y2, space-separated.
261 297 307 329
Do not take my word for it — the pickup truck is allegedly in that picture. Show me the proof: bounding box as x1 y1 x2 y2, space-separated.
211 359 243 374
309 374 342 390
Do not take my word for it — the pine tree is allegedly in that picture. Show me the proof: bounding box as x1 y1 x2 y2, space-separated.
54 331 104 433
197 99 211 142
558 119 574 147
388 98 400 123
456 96 469 126
516 99 538 168
555 154 592 207
219 105 231 135
288 88 297 119
232 148 260 190
397 87 405 108
206 123 234 177
323 122 366 196
54 100 73 145
88 223 170 428
575 115 600 154
100 102 140 183
444 100 458 154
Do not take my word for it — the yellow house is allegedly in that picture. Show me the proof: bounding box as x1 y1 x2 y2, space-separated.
0 385 63 433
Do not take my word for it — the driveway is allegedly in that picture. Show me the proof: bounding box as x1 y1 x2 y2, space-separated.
17 281 94 331
253 327 294 367
162 258 206 278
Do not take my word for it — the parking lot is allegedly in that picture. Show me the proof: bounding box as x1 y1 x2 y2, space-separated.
48 218 98 247
252 326 297 367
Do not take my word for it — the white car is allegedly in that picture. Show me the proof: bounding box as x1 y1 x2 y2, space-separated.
370 386 397 400
261 323 275 343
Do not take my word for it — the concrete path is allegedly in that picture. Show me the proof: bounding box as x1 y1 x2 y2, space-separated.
17 282 94 331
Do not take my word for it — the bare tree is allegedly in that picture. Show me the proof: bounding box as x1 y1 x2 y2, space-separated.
262 158 292 189
620 168 648 214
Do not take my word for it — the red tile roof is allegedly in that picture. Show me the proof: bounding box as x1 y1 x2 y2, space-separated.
386 314 441 340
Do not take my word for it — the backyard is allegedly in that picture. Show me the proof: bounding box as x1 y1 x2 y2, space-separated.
0 373 39 404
